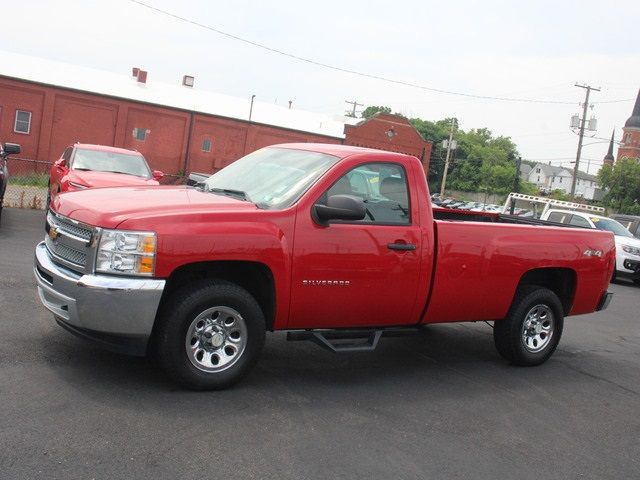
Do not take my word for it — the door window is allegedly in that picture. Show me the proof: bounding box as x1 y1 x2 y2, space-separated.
62 147 72 166
568 215 591 228
547 212 568 223
321 163 410 225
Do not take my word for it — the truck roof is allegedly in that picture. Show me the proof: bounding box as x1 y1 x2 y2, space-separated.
275 143 416 160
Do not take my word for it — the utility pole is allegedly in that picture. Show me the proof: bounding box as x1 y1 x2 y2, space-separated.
509 156 522 214
570 83 600 198
345 100 363 118
248 94 256 121
440 119 456 196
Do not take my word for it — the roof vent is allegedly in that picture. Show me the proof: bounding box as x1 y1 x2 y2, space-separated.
137 70 148 84
182 75 194 87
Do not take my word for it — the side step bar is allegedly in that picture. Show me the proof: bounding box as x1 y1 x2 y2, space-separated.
286 327 423 353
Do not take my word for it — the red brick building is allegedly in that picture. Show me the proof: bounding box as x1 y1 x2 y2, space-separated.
0 52 431 175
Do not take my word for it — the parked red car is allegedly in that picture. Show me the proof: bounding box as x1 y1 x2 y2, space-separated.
47 144 163 205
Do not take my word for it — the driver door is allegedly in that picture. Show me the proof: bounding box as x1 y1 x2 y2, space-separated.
288 161 422 329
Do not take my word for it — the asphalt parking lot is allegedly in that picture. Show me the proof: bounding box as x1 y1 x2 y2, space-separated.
1 207 639 480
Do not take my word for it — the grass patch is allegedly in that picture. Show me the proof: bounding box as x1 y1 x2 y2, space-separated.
8 174 48 187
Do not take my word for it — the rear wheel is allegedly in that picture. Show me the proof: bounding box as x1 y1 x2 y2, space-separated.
154 279 266 390
494 286 564 366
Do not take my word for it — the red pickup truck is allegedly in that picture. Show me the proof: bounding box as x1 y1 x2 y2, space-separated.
34 144 615 389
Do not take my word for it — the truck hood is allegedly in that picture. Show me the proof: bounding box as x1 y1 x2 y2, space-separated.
52 186 258 228
69 170 159 188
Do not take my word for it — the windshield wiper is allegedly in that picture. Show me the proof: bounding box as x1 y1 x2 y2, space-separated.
208 187 252 202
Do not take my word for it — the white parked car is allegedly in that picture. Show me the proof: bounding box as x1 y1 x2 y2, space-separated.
541 209 640 284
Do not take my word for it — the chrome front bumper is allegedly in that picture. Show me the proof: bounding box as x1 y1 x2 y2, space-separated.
34 242 165 355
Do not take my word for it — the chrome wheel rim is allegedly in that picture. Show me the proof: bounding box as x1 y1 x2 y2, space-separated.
521 304 554 353
185 306 248 372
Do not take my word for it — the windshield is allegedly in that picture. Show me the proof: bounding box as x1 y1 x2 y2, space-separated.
72 149 151 178
592 217 634 237
203 147 339 208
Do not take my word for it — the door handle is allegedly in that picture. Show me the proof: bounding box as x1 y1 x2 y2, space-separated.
387 242 416 251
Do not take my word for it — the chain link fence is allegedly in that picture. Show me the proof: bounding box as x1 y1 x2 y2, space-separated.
2 157 49 210
2 157 187 210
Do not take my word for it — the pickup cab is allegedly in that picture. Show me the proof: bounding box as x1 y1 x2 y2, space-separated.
34 144 615 389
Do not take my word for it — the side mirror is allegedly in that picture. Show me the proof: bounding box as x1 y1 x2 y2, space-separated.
2 143 21 155
152 170 164 180
314 194 366 225
54 158 65 168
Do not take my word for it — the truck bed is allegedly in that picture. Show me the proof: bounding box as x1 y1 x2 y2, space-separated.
424 207 614 324
433 207 582 229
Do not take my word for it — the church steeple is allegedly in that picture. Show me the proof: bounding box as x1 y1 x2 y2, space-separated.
603 129 615 165
624 89 640 129
617 88 640 161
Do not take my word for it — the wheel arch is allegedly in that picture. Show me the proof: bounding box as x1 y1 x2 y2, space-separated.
158 260 276 331
516 267 576 315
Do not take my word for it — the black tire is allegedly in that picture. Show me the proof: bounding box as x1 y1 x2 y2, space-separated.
633 279 640 286
494 286 564 366
154 279 266 390
46 184 51 210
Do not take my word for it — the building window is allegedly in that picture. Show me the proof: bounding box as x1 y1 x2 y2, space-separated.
559 177 563 183
202 138 212 152
14 110 32 134
132 128 148 141
537 175 540 182
535 167 540 173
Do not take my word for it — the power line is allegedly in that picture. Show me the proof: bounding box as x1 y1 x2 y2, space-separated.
127 0 633 106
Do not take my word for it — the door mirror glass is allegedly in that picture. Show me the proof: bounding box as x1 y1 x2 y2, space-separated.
54 158 66 168
314 194 366 225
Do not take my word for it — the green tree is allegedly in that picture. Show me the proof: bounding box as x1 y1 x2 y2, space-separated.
359 107 523 196
549 189 571 201
598 157 640 214
361 106 392 119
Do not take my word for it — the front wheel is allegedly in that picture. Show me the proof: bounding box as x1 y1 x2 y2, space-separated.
154 280 266 390
494 286 564 366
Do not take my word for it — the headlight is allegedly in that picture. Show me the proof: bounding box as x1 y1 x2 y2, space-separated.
68 181 88 189
621 244 640 256
96 229 157 276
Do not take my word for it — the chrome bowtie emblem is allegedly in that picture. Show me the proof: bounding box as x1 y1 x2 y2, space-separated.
48 226 60 241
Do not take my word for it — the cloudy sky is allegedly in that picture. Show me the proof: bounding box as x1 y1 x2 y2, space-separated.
4 0 639 173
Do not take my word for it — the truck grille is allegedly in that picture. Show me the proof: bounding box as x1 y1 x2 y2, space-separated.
45 237 87 267
45 210 96 272
53 215 93 241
